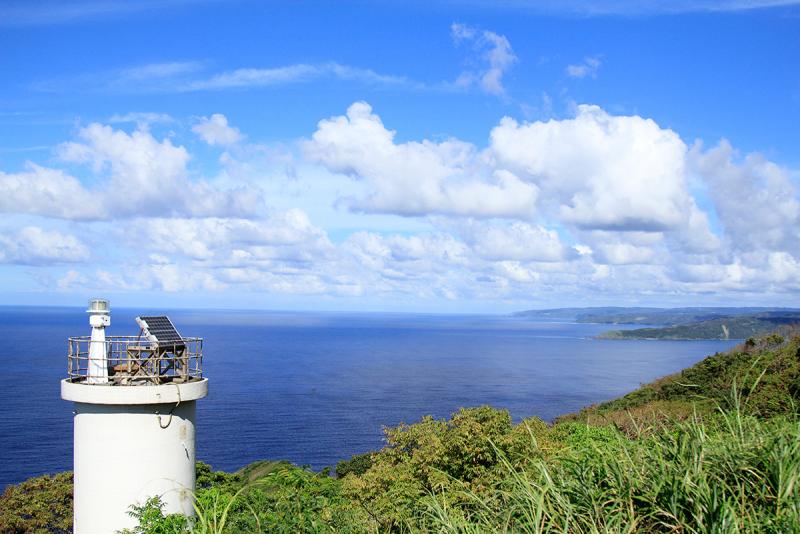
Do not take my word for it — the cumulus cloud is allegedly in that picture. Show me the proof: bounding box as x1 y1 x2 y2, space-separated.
146 263 229 292
340 231 472 298
566 56 602 78
0 163 105 219
296 100 800 300
592 242 657 265
306 101 703 235
690 140 800 255
303 102 538 218
192 113 243 146
461 221 575 262
4 102 800 305
342 231 470 279
129 209 332 263
0 122 263 220
302 100 800 299
451 23 517 96
490 105 694 232
0 226 89 264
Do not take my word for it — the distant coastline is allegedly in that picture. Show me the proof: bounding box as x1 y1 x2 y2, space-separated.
514 306 800 340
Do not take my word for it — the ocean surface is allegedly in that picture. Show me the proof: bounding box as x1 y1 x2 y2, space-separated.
0 306 738 489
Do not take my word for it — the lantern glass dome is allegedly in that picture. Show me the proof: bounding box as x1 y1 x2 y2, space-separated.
87 298 110 313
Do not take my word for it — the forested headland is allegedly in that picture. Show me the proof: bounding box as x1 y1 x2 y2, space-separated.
517 306 800 340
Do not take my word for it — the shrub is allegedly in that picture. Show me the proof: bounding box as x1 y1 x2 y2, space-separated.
0 472 73 534
336 452 375 478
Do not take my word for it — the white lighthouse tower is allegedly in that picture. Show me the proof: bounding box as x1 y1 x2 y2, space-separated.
61 299 208 534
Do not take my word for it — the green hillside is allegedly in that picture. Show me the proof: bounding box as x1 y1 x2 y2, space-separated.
599 312 800 339
565 330 800 429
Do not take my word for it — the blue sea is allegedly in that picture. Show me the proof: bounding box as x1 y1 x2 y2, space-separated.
0 306 738 489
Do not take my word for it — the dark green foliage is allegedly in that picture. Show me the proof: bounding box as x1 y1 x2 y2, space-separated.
600 315 800 339
336 452 375 478
566 333 800 427
0 472 72 534
196 461 241 490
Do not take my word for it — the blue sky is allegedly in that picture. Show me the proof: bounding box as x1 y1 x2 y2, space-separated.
0 0 799 312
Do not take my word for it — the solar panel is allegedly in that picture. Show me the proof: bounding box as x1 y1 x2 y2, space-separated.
136 316 184 347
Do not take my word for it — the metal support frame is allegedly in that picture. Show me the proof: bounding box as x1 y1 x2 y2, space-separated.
67 336 203 384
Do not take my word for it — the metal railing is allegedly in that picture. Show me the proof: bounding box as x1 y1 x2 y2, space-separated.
67 336 203 385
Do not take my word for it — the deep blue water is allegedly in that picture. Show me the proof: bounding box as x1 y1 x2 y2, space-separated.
0 306 737 489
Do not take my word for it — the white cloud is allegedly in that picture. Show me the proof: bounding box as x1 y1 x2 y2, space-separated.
673 206 722 255
119 62 202 81
0 163 105 220
185 64 318 90
0 123 263 220
4 102 800 306
461 221 575 262
690 139 800 255
180 62 411 92
294 100 800 300
494 261 540 283
566 56 602 78
765 252 800 288
192 114 243 146
57 269 87 291
592 242 657 265
451 23 517 96
128 209 332 263
490 105 694 232
147 263 228 292
340 231 472 298
0 226 89 264
108 112 173 125
34 61 412 94
343 231 469 273
303 102 538 219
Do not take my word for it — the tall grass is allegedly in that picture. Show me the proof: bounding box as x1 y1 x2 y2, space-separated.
424 395 800 533
125 400 800 532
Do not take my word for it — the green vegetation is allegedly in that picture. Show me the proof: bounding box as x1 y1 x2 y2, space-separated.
336 452 375 478
565 331 800 430
4 332 800 532
0 472 72 533
599 314 800 340
118 460 362 534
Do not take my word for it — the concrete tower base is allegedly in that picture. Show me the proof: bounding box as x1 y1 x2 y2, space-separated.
62 379 208 534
